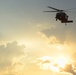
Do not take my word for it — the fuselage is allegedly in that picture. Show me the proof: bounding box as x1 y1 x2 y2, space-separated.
56 12 68 21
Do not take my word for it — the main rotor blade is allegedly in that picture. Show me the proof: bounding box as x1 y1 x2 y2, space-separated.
47 6 60 11
43 11 58 12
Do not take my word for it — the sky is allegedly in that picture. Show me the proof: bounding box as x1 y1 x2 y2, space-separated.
0 0 76 75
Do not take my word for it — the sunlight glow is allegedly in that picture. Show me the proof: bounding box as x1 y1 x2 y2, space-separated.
50 65 59 72
55 56 68 68
38 56 52 61
37 55 69 72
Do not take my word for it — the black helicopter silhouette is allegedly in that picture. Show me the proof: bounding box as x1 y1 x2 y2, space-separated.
44 6 73 25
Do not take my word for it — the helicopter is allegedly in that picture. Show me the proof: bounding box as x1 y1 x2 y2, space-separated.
44 6 73 25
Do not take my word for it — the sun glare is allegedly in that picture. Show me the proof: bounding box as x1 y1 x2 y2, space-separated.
37 55 69 72
50 65 59 72
55 56 68 68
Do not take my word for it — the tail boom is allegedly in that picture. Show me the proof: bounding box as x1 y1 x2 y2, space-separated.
61 20 73 23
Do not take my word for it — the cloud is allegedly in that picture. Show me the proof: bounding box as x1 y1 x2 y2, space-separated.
41 26 68 43
40 24 76 43
61 64 76 75
37 31 60 44
34 55 76 75
0 41 26 74
34 57 51 70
